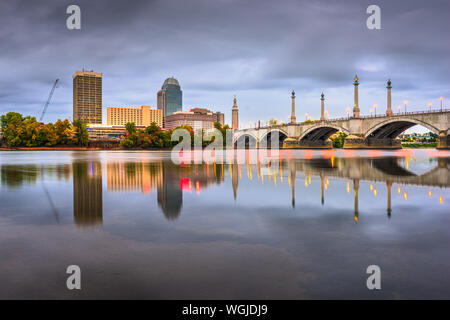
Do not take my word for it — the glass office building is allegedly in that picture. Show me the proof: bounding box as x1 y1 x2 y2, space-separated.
157 77 182 126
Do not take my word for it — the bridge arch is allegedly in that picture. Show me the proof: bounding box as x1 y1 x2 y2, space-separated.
233 132 258 148
298 124 349 142
233 131 258 144
259 129 288 148
364 118 440 139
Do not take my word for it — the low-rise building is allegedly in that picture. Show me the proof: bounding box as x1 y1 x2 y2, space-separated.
87 124 146 141
164 108 224 131
107 106 163 127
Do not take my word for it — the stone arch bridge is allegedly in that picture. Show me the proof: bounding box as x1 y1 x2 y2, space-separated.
233 110 450 149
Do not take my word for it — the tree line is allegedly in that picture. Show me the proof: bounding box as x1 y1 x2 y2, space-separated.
1 112 231 149
0 112 89 147
120 121 230 149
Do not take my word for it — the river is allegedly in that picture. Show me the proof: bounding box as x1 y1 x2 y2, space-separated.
0 149 449 299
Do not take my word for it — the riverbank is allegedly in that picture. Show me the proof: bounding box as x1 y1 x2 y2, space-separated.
0 146 94 151
402 142 437 148
0 146 172 151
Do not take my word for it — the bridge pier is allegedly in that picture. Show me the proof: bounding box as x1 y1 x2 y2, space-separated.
343 135 402 149
437 131 450 149
282 138 333 149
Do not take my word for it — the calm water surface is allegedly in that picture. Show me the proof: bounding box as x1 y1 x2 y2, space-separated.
0 149 449 299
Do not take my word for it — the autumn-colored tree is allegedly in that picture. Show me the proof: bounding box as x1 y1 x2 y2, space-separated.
54 119 73 145
37 123 58 146
1 112 24 147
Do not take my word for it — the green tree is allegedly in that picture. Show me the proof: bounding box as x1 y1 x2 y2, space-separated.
160 130 174 148
1 112 24 147
126 122 136 135
268 118 279 126
120 122 140 148
22 116 42 147
145 122 160 135
213 121 230 147
331 131 347 148
72 120 89 146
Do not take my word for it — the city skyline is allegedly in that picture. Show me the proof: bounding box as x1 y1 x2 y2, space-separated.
0 0 449 131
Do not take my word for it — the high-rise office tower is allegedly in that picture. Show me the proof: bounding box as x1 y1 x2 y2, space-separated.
157 77 182 127
73 70 102 124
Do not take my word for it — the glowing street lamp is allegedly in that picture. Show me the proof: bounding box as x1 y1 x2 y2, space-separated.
370 108 374 115
428 102 432 111
397 105 401 114
346 107 350 118
373 104 377 116
305 113 309 121
440 96 444 111
404 100 408 113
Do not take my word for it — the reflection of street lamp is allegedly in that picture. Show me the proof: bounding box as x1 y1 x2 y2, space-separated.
404 100 408 113
397 105 401 114
374 104 377 116
440 96 444 111
428 102 432 111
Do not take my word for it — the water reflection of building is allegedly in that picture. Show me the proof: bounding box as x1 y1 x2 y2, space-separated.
157 163 183 220
105 161 224 220
107 162 163 193
73 162 103 227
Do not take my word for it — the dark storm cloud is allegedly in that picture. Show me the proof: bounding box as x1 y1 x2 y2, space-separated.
0 0 449 124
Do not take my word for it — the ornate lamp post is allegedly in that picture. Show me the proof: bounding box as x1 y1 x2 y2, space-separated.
440 96 444 111
428 102 432 112
404 100 408 114
386 79 393 116
290 90 297 124
353 75 360 118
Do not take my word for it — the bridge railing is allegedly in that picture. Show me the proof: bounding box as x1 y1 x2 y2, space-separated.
238 109 449 129
325 108 449 122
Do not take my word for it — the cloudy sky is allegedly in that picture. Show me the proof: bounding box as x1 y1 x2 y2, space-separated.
0 0 449 130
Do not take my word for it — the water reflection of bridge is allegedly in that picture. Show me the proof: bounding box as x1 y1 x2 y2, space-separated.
283 157 450 220
289 157 450 188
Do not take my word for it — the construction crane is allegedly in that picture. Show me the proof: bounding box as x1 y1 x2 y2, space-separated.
38 78 59 122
